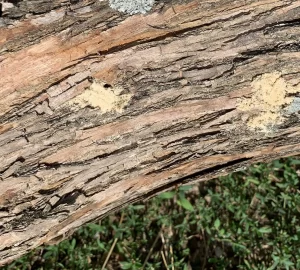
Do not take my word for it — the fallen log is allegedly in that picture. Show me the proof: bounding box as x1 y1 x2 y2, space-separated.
0 0 300 265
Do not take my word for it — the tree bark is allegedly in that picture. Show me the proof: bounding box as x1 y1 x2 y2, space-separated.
0 0 300 265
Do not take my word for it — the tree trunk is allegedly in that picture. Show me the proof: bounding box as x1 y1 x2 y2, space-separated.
0 0 300 265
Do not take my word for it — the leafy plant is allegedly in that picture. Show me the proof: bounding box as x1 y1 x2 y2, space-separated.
2 157 300 269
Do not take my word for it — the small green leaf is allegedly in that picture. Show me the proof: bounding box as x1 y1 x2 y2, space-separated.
258 226 272 234
246 177 260 185
132 205 145 210
120 261 132 269
71 238 76 249
214 218 221 229
290 159 300 165
179 185 193 192
158 191 175 199
177 197 194 211
183 264 189 270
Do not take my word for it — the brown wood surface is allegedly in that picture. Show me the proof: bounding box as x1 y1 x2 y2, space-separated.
0 0 300 265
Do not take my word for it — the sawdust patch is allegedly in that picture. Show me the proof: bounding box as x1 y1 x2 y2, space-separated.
237 72 300 132
69 81 132 113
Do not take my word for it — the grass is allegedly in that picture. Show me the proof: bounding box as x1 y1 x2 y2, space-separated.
2 157 300 269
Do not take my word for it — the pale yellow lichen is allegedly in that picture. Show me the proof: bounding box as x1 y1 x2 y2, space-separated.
69 81 132 113
237 72 300 132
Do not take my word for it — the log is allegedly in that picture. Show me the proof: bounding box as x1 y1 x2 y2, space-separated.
0 0 300 265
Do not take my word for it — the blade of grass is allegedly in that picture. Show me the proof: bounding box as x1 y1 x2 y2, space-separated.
161 250 168 270
101 238 118 270
170 245 174 270
160 232 169 264
101 212 124 270
142 228 162 270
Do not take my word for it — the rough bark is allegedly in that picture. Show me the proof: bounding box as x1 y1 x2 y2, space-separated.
0 0 300 265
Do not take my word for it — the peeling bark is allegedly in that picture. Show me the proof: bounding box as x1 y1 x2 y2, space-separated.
0 0 300 265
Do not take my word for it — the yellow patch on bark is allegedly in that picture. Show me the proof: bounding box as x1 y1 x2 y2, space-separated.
237 72 300 132
69 81 132 113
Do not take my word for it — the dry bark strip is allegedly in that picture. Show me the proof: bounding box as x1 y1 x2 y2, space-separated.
0 0 300 265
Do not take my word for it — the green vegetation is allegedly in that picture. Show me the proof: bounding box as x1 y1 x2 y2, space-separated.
2 158 300 269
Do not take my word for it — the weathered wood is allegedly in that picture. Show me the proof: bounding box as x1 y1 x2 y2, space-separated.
0 0 300 265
